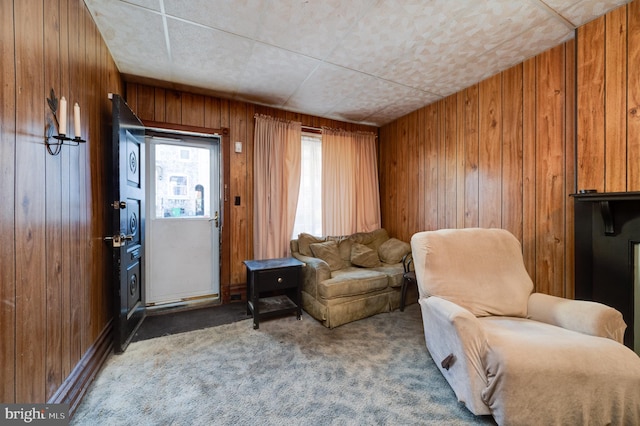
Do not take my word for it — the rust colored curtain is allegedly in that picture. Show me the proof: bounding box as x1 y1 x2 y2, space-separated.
322 128 380 235
253 115 301 259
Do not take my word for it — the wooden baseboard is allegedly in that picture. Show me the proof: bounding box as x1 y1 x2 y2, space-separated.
48 321 113 416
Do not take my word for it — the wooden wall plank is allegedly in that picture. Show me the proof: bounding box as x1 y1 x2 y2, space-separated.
204 96 221 129
605 5 628 192
444 95 458 229
14 0 47 402
404 111 420 241
229 100 247 291
68 0 83 369
565 38 576 299
44 0 64 401
478 74 502 229
502 64 524 241
165 90 182 124
463 85 479 228
397 115 409 239
182 93 205 127
154 87 165 122
136 84 155 122
60 0 72 381
437 100 446 229
522 57 537 282
0 0 17 403
456 91 465 229
424 103 439 231
577 17 605 192
628 0 640 190
535 45 566 296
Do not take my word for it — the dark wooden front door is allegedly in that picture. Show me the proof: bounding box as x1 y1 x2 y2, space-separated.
109 94 145 352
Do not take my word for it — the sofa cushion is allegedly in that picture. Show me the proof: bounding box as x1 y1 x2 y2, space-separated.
350 228 389 251
351 243 382 267
327 235 353 262
310 240 344 271
298 233 326 257
318 268 389 299
378 238 411 264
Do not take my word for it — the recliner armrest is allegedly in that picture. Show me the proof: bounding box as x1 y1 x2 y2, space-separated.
527 292 626 343
419 297 490 415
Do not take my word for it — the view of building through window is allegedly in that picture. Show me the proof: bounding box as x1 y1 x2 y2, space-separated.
292 133 322 238
155 143 210 218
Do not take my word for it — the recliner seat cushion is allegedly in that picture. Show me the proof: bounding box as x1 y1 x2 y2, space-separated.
479 316 640 426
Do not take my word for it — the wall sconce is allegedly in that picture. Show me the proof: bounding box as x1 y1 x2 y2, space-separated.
45 88 85 156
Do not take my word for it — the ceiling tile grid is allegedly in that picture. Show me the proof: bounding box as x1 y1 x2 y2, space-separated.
85 0 631 126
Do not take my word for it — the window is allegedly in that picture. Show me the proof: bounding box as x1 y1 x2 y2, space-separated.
292 134 322 238
169 175 188 196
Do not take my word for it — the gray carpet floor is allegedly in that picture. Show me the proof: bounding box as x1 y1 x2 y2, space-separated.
72 304 495 425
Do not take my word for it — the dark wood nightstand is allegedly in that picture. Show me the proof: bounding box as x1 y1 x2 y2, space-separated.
243 257 304 329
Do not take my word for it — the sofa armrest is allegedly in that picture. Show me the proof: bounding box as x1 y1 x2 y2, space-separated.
291 253 331 298
527 292 626 343
419 296 490 415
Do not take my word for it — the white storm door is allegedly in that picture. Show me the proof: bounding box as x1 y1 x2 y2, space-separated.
146 135 221 304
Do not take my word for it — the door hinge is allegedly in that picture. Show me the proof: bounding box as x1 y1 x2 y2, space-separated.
111 200 127 209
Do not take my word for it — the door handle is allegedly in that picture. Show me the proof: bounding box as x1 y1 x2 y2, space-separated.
209 211 219 228
104 233 134 247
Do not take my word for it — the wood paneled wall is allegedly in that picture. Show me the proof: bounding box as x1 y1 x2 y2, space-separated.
577 1 640 191
379 42 576 297
124 83 377 299
1 0 122 406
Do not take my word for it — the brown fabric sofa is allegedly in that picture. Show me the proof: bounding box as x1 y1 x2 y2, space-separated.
290 228 417 328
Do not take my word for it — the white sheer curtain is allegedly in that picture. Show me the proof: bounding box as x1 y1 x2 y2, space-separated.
321 128 380 235
292 134 322 238
253 115 301 259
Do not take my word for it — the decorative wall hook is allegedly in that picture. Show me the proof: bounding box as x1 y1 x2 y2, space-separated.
45 88 85 155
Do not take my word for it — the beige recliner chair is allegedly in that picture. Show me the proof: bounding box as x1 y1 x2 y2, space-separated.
410 228 640 425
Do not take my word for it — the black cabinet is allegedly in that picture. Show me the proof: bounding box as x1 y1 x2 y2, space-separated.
244 258 303 329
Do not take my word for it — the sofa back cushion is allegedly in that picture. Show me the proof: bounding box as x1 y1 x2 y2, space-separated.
349 228 389 252
297 233 326 257
350 243 382 267
310 240 344 271
410 228 533 318
378 238 411 264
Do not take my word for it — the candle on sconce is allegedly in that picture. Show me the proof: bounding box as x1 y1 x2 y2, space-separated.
74 103 81 139
59 96 67 135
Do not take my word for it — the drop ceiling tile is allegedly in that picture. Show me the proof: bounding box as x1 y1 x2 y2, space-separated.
256 0 378 59
121 0 161 11
163 0 267 39
234 44 321 106
542 0 630 27
166 18 254 94
283 63 369 116
329 81 439 124
84 0 170 76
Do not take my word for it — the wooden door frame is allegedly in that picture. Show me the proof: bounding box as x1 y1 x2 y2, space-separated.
142 120 232 303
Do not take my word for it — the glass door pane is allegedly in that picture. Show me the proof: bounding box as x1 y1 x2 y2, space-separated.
154 144 210 218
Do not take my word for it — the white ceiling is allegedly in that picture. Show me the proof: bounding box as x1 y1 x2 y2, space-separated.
84 0 629 127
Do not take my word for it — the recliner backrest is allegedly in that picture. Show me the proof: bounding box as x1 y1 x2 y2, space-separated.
411 228 533 318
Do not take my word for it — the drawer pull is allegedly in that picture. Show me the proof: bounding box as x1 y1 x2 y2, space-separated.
277 277 283 283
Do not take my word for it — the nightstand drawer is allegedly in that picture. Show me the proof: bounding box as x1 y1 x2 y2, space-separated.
256 268 299 291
